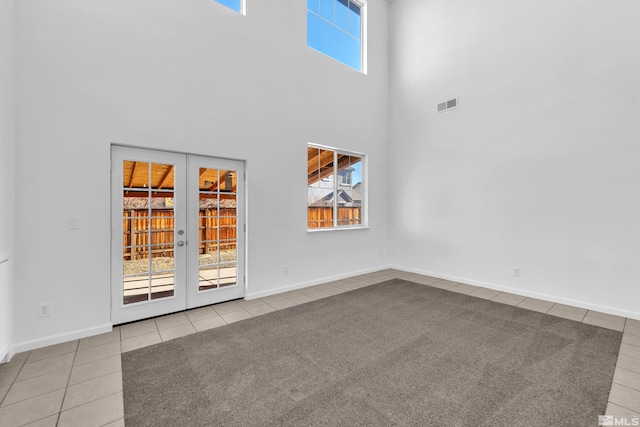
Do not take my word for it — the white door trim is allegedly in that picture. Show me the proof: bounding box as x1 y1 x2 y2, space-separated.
111 145 246 325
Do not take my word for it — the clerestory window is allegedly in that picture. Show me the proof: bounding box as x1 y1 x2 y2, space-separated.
307 0 366 72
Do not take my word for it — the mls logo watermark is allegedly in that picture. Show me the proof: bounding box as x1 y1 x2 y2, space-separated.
599 415 640 426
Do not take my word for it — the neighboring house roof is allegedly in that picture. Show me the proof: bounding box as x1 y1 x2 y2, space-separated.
309 188 362 207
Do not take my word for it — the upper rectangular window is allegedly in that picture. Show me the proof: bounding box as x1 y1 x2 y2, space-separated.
215 0 243 14
308 144 366 230
307 0 365 72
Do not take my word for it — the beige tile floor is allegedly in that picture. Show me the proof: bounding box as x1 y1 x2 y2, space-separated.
1 269 639 426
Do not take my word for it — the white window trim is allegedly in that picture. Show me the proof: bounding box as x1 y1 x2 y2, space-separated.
306 0 368 74
307 143 368 232
361 0 368 75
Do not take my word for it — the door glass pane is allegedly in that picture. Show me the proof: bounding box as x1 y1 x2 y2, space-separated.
123 274 150 305
200 194 218 209
219 241 237 263
151 192 174 209
151 272 175 300
219 217 236 242
122 160 176 304
220 170 237 193
219 262 237 287
198 265 218 290
201 219 219 241
124 250 151 275
150 214 173 227
200 242 218 263
123 216 133 248
151 163 174 190
124 161 149 189
220 193 236 208
200 168 219 191
198 166 239 291
151 247 174 273
124 195 149 209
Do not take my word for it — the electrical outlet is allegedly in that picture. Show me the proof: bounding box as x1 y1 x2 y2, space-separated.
68 216 80 230
513 268 521 277
283 266 289 275
38 303 51 318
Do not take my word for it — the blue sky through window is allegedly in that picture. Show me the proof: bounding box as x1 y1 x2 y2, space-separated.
307 0 362 71
215 0 241 13
352 161 362 185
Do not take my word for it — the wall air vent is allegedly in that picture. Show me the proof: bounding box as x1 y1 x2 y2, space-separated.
437 97 459 113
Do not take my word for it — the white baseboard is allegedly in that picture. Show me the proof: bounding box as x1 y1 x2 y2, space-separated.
7 264 636 357
392 265 640 321
245 264 394 300
0 343 10 364
12 323 113 355
10 266 392 354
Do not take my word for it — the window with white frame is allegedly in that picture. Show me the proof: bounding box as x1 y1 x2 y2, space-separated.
307 0 365 72
308 144 366 230
214 0 244 14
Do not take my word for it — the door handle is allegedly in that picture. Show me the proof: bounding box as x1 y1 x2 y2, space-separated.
177 241 185 247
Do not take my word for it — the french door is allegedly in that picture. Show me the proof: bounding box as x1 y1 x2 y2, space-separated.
111 146 245 324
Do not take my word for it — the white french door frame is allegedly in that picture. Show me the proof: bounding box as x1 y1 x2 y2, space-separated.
187 154 246 309
111 145 246 325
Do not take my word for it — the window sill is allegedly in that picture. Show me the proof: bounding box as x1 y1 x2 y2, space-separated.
307 226 370 233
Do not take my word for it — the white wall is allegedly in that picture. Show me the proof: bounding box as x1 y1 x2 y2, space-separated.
389 0 640 317
13 0 390 349
0 0 15 361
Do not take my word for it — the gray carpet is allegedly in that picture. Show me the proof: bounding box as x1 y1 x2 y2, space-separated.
122 279 622 426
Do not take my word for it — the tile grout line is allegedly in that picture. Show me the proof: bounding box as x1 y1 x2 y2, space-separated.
59 389 123 417
0 353 30 408
548 306 588 322
75 330 121 352
612 381 640 394
54 340 79 427
1 376 70 412
607 396 640 415
99 418 125 427
620 352 640 361
57 336 122 425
